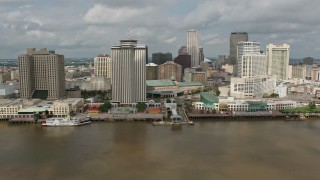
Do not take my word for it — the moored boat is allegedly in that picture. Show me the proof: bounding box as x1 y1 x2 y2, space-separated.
42 116 91 126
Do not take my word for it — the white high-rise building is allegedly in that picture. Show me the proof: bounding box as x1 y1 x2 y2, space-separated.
111 40 147 104
187 29 199 67
237 41 261 77
266 44 290 80
94 54 112 78
240 54 267 78
230 41 276 99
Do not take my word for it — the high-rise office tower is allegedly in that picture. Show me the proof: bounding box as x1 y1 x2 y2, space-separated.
237 41 261 77
266 44 290 80
111 40 147 104
94 54 112 78
187 29 200 67
18 48 66 99
152 52 172 65
230 32 248 65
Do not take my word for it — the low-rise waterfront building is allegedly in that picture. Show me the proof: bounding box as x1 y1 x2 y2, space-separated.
266 100 297 110
0 98 84 119
227 100 249 111
194 92 219 110
146 79 204 98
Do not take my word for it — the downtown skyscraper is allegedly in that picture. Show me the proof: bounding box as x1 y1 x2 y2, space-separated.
266 44 291 80
187 29 200 67
230 32 248 65
111 40 147 104
18 48 66 100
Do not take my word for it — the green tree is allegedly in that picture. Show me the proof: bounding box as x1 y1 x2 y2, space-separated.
309 101 316 110
215 89 221 96
136 102 147 112
203 86 212 92
99 101 112 112
166 98 171 103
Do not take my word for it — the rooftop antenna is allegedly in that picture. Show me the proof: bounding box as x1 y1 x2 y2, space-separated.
128 26 131 40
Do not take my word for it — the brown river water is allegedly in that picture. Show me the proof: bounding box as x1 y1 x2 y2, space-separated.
1 120 320 180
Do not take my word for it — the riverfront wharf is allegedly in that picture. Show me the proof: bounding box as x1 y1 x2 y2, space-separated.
2 112 319 124
188 111 320 121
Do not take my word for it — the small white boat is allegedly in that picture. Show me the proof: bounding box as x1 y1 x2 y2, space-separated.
42 116 91 127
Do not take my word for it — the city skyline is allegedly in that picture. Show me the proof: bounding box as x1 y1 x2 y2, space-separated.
0 0 320 58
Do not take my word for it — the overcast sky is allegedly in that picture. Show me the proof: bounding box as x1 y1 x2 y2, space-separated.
0 0 319 59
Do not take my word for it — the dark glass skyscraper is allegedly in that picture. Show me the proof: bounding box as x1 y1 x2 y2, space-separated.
229 32 248 65
152 52 172 65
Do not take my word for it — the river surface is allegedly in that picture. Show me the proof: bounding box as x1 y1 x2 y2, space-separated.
1 120 320 180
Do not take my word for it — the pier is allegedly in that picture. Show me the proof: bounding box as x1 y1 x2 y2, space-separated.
188 111 320 121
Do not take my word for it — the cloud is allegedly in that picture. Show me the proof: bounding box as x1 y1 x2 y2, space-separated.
83 4 152 25
0 0 320 58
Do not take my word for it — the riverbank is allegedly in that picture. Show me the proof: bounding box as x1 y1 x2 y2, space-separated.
2 112 318 124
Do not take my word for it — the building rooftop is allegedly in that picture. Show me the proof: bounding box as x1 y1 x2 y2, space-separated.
18 107 48 113
146 79 175 87
179 81 203 87
200 92 218 103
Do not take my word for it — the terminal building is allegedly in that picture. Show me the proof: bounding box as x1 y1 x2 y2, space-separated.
146 78 204 98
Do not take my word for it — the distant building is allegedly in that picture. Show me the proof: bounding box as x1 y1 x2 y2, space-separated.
111 40 147 103
302 57 314 65
18 48 66 99
200 61 210 76
217 55 229 68
158 61 182 82
292 65 307 79
275 85 287 98
174 54 191 70
0 83 19 98
230 32 248 65
266 44 291 80
311 67 320 81
187 29 200 67
192 72 206 85
0 72 11 84
178 46 188 55
199 47 204 63
94 54 112 78
66 86 81 98
146 63 158 80
183 68 195 82
66 77 111 91
222 64 235 74
152 52 172 65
